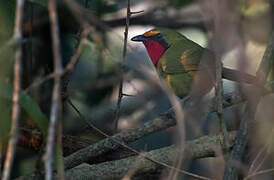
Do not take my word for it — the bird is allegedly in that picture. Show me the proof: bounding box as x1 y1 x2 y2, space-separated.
131 28 256 98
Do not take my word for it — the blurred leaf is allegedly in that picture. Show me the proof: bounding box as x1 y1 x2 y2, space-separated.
0 80 49 135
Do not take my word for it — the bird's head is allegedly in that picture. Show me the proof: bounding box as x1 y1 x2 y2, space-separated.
131 28 183 66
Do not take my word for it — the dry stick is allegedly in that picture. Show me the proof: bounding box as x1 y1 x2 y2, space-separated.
44 0 64 180
216 59 230 148
114 0 131 131
2 1 24 180
223 32 274 180
215 58 229 178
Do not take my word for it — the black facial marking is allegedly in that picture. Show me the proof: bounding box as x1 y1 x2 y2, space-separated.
150 33 169 49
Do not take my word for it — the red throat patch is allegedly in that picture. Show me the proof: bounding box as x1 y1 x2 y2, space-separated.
143 40 166 66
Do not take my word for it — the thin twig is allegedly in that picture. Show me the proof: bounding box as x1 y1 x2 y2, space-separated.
130 10 145 15
2 0 24 179
216 59 230 148
114 0 131 131
243 168 274 180
44 0 64 179
122 93 135 97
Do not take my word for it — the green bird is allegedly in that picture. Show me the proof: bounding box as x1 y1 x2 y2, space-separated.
131 28 255 98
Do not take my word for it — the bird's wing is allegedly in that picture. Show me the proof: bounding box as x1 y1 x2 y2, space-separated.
157 40 205 78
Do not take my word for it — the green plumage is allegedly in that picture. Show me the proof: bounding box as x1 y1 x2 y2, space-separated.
156 28 214 98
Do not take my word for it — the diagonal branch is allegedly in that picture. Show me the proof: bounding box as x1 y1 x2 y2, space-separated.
64 132 237 180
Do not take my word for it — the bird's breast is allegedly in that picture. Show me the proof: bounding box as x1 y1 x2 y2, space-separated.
143 40 167 66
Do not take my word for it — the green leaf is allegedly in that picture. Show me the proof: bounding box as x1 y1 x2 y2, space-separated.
0 80 49 135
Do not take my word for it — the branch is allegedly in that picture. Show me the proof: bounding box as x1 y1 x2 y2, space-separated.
2 0 24 179
64 132 237 180
44 0 64 179
114 0 132 131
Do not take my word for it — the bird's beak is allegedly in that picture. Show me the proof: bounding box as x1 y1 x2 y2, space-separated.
131 35 146 42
